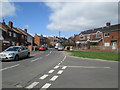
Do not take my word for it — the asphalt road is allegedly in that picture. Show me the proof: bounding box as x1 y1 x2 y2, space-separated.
1 48 118 89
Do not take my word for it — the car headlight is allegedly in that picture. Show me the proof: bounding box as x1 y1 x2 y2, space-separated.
8 53 15 56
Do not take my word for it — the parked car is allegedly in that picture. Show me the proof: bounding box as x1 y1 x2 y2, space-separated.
58 46 64 51
0 46 30 61
38 46 46 51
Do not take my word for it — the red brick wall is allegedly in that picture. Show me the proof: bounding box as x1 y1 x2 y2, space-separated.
74 35 80 42
34 35 40 46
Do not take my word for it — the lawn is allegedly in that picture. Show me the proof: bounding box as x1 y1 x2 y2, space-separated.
65 50 119 61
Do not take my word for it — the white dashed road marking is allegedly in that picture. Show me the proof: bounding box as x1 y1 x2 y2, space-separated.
62 66 67 69
57 70 63 74
46 54 50 56
54 66 59 69
48 70 55 73
40 74 49 80
50 51 52 54
0 64 20 71
57 63 61 66
50 75 58 81
31 58 40 62
41 83 51 89
26 82 39 89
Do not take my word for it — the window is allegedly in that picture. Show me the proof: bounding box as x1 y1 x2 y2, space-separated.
80 36 83 39
104 33 110 37
97 34 102 38
22 35 24 39
13 33 17 37
12 42 15 45
9 32 12 36
104 42 110 46
87 35 90 39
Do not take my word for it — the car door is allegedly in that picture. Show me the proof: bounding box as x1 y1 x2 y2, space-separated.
18 47 24 58
23 47 28 57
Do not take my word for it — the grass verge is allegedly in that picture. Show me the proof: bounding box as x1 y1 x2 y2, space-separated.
65 50 119 61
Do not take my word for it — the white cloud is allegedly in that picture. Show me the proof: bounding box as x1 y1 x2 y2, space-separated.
24 25 29 28
45 2 118 32
0 0 16 17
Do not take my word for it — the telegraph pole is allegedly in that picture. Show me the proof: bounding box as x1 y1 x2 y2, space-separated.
59 31 61 38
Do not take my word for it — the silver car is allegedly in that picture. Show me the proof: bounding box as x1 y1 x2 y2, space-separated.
58 46 64 51
0 46 30 61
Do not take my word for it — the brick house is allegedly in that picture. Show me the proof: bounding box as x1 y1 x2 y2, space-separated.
34 34 47 47
47 36 60 46
0 20 27 51
75 23 120 52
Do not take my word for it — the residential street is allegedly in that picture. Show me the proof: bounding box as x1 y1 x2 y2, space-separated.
1 49 118 89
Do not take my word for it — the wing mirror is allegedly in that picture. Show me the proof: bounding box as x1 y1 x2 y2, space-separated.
18 49 22 52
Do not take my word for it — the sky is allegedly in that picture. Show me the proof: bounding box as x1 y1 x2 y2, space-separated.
0 0 118 38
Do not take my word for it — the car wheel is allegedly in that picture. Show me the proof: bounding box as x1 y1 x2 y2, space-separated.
27 53 30 58
15 55 19 61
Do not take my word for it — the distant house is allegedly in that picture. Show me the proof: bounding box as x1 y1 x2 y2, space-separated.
47 36 59 46
34 34 47 47
74 23 120 52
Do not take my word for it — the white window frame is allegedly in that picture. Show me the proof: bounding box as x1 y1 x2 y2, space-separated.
104 42 110 47
13 33 17 37
22 35 24 39
12 42 15 45
9 32 12 37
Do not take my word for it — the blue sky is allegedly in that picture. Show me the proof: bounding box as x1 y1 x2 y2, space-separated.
2 2 79 37
1 1 118 38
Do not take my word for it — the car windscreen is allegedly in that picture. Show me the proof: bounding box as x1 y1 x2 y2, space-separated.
5 47 19 51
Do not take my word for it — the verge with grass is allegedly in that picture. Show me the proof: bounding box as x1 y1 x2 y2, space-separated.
65 50 119 61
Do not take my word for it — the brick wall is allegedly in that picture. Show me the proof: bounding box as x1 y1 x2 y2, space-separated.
34 35 40 46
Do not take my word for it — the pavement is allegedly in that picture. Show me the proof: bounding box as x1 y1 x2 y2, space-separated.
0 48 118 89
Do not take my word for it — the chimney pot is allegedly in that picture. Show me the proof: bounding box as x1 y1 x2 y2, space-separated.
24 29 27 32
106 22 110 27
8 21 13 28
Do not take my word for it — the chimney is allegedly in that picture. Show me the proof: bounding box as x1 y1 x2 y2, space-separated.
2 19 6 25
106 22 111 27
8 21 13 28
24 29 27 32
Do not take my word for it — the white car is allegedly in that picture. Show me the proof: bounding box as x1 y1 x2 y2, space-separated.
0 46 30 61
58 46 64 51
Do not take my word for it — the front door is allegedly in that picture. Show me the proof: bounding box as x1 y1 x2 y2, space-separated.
112 41 117 49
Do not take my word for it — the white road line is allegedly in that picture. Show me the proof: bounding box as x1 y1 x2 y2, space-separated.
67 66 111 69
63 55 66 62
50 75 58 81
31 58 40 62
40 57 43 59
46 54 50 56
48 70 55 73
41 83 51 89
54 66 59 69
57 63 61 66
57 70 63 74
40 74 49 80
50 51 52 54
26 82 39 89
62 66 67 69
0 64 20 71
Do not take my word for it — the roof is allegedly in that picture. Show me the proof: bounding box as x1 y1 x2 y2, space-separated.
16 28 33 37
80 24 120 35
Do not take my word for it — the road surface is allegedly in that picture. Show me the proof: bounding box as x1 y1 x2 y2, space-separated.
1 49 118 89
